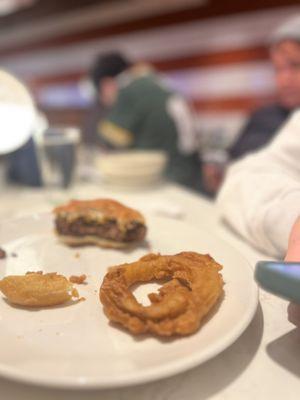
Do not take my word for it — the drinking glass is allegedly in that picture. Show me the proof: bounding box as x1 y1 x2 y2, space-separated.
36 126 80 189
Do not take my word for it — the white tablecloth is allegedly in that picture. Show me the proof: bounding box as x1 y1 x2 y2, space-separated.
0 182 299 400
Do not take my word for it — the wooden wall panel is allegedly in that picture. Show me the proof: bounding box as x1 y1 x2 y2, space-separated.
0 0 299 56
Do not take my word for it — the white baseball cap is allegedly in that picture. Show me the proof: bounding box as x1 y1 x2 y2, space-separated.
271 15 300 45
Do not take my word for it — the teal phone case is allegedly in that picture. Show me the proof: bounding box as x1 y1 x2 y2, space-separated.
255 261 300 303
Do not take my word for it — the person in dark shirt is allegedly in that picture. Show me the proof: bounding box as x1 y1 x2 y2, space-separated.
7 137 41 186
230 16 300 160
203 16 300 196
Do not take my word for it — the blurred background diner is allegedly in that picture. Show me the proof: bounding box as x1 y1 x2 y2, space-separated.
1 0 300 207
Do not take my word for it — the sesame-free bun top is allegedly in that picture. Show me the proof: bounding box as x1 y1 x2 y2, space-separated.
53 199 145 226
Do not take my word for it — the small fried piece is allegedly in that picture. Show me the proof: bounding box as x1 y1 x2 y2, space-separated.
69 274 87 284
100 252 224 337
0 272 79 307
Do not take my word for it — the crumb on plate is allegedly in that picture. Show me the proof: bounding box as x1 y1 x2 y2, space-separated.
0 248 6 259
69 274 87 284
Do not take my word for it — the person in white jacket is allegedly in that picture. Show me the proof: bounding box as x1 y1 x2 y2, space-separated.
217 110 300 258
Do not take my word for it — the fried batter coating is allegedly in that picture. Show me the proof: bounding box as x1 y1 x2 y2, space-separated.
0 272 79 307
100 252 224 337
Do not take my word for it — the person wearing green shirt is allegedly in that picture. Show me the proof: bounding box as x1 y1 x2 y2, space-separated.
90 52 201 190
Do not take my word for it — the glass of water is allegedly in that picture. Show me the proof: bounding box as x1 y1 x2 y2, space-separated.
36 126 81 190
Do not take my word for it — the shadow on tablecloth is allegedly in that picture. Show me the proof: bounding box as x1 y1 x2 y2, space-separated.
266 328 300 378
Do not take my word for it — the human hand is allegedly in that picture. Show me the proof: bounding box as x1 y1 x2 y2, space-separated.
285 217 300 327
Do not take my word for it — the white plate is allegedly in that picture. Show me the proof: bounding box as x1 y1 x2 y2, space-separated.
0 213 258 389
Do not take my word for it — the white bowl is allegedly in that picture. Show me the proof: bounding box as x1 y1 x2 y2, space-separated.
97 150 168 186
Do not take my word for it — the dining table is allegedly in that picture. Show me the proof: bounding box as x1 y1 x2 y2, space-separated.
0 180 299 400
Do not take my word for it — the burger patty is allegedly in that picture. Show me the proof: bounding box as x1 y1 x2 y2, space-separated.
55 217 146 242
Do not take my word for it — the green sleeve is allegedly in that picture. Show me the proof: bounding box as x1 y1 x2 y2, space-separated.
98 86 139 147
